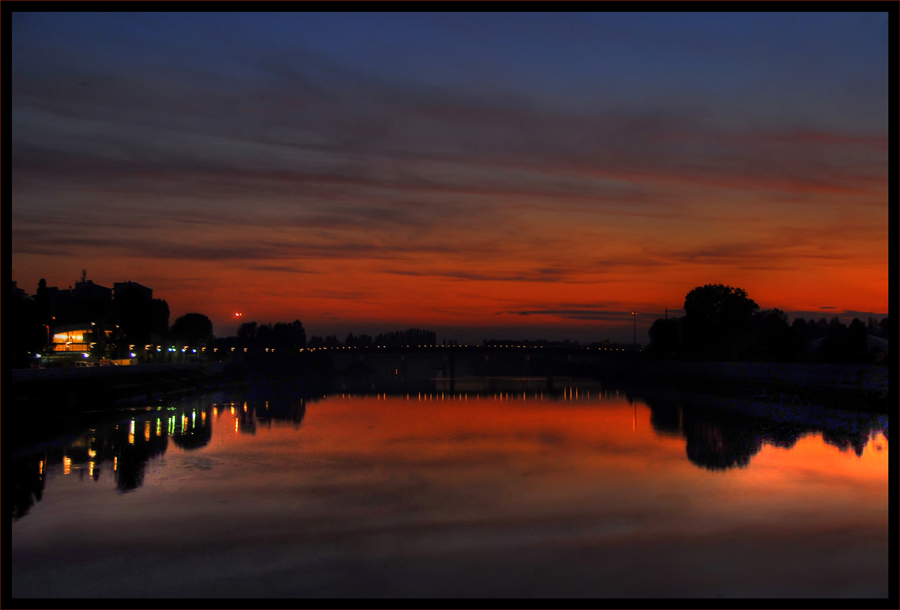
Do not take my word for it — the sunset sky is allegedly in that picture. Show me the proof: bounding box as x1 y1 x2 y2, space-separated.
10 12 889 343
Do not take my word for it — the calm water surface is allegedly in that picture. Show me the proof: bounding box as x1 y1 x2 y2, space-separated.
10 387 889 598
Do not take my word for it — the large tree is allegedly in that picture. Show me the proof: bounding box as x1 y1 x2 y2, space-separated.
684 284 759 326
682 284 759 359
646 317 680 358
171 313 213 346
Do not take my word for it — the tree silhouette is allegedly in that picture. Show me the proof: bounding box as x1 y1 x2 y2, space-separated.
741 309 800 362
684 284 758 327
238 321 258 344
171 313 213 346
646 318 680 357
682 284 759 359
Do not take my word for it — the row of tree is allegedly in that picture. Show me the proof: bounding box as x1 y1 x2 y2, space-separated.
646 284 890 363
232 322 438 351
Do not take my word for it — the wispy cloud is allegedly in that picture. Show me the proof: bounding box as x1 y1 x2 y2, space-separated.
10 13 888 338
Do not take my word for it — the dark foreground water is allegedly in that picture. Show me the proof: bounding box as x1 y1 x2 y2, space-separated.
9 385 890 598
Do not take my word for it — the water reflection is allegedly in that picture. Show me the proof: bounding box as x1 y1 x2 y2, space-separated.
10 385 889 597
639 392 888 471
8 386 888 523
8 396 308 520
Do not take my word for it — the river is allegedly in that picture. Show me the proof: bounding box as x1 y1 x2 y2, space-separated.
9 383 889 598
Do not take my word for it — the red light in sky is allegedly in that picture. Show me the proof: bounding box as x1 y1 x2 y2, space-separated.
235 312 242 318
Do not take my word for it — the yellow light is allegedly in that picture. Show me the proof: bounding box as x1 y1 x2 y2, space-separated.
235 419 239 433
145 421 150 441
129 433 134 444
39 460 43 475
130 420 135 434
88 449 96 458
202 411 207 422
157 419 161 436
64 456 72 475
89 461 94 478
243 402 247 412
114 456 117 471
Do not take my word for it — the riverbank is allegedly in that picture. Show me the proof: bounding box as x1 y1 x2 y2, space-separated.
569 358 891 412
6 362 236 447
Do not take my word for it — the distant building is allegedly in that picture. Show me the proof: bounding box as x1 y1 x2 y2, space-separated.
73 280 112 301
10 281 27 301
114 281 152 301
44 286 73 319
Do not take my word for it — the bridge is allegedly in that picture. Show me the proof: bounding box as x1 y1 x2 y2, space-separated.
314 344 641 394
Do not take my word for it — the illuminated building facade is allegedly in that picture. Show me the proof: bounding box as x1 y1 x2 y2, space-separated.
50 323 113 353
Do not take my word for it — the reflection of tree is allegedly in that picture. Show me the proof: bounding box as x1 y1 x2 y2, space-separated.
640 389 881 471
171 408 212 451
238 408 257 435
9 405 230 517
114 420 170 492
758 423 802 450
682 410 763 471
643 396 681 437
255 397 307 428
8 456 45 520
822 428 868 457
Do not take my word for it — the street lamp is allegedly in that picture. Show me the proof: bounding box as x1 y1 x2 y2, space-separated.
631 312 637 345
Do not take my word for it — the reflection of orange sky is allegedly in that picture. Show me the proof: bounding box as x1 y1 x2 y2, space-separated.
206 395 888 525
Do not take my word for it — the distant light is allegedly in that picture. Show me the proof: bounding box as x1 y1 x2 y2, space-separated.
35 354 41 358
83 353 89 358
130 352 136 358
235 312 242 318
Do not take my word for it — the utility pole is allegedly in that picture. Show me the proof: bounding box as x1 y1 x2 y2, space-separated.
631 311 637 345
